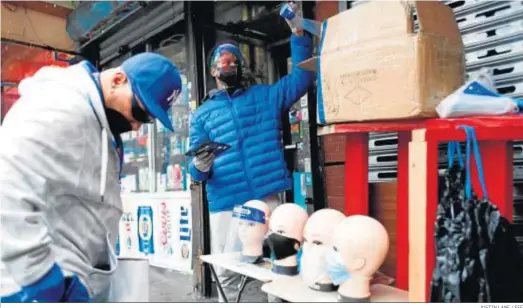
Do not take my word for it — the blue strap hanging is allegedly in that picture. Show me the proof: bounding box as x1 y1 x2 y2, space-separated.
446 140 465 219
296 249 303 273
447 141 464 168
457 125 489 200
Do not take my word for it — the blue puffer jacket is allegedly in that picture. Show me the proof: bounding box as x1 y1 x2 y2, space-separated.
188 34 315 213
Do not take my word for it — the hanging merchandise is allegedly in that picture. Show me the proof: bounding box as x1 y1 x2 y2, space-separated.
430 126 523 303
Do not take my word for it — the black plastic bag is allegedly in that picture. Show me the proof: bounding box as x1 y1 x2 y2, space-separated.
430 126 523 303
430 140 469 302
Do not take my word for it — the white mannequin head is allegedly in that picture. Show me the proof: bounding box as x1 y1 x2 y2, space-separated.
269 203 308 242
328 215 389 299
267 203 308 268
237 200 270 257
301 208 346 291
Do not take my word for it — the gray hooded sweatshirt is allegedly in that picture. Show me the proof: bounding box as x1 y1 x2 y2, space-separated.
0 62 122 299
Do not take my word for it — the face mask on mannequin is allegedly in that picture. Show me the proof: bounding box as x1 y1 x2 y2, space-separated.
105 108 132 135
263 233 300 260
325 248 352 286
301 243 329 286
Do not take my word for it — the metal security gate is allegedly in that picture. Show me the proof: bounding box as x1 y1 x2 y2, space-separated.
348 0 523 251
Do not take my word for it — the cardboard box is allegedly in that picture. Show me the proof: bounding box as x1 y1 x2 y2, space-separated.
299 1 465 124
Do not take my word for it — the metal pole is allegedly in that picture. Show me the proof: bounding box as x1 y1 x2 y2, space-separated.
145 43 157 194
305 0 327 211
186 0 213 299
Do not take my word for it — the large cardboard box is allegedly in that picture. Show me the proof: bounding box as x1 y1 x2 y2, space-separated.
299 1 465 124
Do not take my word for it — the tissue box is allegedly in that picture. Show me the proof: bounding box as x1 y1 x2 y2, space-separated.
299 1 465 124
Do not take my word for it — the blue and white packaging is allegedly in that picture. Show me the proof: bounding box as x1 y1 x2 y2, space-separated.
436 68 521 118
279 3 321 37
137 205 155 255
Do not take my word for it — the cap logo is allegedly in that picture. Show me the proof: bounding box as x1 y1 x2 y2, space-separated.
167 89 180 107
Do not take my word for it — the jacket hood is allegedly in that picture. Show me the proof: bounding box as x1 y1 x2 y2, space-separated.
18 62 111 134
18 61 118 204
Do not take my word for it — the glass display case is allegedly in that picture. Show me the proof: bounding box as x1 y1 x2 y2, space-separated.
112 36 193 195
120 125 153 193
153 34 192 193
113 50 156 194
119 36 192 194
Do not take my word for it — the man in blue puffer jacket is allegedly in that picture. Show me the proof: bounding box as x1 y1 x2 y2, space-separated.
188 4 314 302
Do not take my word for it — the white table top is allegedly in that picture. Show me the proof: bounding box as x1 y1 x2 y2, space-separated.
261 275 409 303
261 275 337 302
200 252 279 282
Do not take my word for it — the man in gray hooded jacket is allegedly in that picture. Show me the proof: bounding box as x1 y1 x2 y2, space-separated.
0 53 181 302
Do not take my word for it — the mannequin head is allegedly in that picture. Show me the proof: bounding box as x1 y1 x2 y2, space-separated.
265 203 308 273
237 200 270 257
327 215 389 300
269 203 308 242
301 209 345 291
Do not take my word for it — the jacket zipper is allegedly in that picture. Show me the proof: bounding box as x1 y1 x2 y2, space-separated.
225 91 255 197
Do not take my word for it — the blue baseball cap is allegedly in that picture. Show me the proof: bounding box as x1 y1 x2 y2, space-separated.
122 52 182 131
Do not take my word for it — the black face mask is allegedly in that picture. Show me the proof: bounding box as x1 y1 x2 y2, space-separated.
217 65 241 87
263 233 301 260
105 108 132 136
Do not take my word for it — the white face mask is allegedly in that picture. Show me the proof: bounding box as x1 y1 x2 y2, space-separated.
300 242 330 287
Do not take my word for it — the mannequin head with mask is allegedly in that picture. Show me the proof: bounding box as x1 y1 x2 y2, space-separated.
301 209 345 292
209 43 248 90
98 53 182 136
326 215 389 302
263 203 308 276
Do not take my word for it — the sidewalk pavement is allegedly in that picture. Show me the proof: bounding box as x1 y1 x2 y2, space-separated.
149 266 267 302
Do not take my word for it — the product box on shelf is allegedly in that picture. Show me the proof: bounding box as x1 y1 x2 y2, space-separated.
299 1 465 124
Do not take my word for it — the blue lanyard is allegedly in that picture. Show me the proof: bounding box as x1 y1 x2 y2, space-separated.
80 61 124 180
